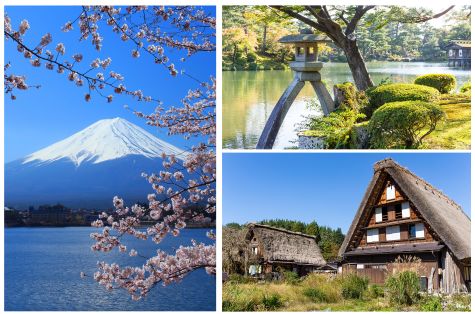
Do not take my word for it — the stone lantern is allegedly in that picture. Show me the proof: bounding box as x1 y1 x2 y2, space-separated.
257 29 335 149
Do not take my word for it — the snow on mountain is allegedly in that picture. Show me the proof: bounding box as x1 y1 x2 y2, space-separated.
5 117 190 209
23 117 187 166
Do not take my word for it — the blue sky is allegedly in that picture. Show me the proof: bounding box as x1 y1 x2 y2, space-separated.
223 153 471 232
4 6 215 162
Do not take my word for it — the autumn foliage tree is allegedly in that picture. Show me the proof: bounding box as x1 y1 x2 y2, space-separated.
4 5 216 301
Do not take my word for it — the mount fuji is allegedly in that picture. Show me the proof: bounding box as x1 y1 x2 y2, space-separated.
5 117 187 209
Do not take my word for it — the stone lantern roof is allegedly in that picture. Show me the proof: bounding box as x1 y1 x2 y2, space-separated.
279 29 331 44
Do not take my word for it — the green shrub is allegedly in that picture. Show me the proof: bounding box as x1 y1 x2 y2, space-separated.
246 52 257 63
306 108 366 148
368 284 385 298
261 294 283 310
445 293 471 311
366 83 440 117
247 62 258 71
340 273 368 300
303 287 331 303
263 64 272 70
385 271 420 305
273 64 286 70
414 74 456 94
460 81 471 93
282 271 300 285
419 295 443 311
368 101 445 148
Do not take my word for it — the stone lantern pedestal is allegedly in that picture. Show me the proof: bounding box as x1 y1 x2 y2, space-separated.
256 29 335 149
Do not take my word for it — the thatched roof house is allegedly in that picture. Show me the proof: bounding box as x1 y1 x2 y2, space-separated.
339 158 470 294
245 223 326 276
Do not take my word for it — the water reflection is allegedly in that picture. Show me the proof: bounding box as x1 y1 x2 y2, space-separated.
223 62 470 149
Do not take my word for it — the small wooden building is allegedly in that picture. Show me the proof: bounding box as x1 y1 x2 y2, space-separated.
339 158 470 294
245 223 326 276
446 40 471 68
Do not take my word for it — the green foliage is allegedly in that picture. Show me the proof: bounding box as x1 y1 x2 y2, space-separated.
261 294 283 310
282 271 300 285
225 222 243 229
414 74 456 94
340 274 368 300
246 52 257 63
419 295 443 311
366 83 440 117
368 100 445 148
334 82 370 112
272 63 286 70
385 271 420 305
303 287 333 303
368 284 385 299
307 109 366 149
445 294 471 311
247 62 258 71
460 81 471 93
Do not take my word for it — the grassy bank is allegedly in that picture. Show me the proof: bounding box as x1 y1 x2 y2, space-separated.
222 274 471 312
424 93 471 149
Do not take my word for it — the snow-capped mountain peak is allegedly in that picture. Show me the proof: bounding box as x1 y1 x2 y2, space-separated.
22 117 186 166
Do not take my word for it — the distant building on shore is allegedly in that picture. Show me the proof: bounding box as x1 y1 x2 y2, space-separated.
446 40 471 68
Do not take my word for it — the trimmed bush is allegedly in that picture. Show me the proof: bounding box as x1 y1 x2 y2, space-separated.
247 62 258 71
368 101 445 148
414 74 456 94
366 83 440 117
460 81 471 93
340 274 368 300
273 64 286 70
385 271 420 305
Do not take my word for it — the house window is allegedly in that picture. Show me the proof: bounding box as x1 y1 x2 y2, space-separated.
395 203 402 219
401 202 410 218
420 276 428 291
307 46 314 54
297 47 303 55
449 50 453 57
386 225 400 241
375 207 382 223
357 264 365 269
367 228 379 243
459 49 463 57
409 223 425 239
387 184 396 200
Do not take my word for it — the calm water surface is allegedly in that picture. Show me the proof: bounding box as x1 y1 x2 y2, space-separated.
222 62 471 149
5 227 215 311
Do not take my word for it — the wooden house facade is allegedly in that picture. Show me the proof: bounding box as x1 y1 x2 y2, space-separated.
339 159 470 294
446 40 471 68
245 224 326 277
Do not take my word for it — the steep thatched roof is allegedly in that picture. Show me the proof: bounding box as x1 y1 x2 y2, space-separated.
246 223 326 266
339 158 471 262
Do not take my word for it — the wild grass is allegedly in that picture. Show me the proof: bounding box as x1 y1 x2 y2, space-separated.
222 273 471 312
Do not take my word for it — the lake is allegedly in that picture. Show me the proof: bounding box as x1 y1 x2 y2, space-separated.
222 62 471 149
4 227 216 311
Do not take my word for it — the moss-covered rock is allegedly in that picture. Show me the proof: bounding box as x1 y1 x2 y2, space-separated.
414 74 456 94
